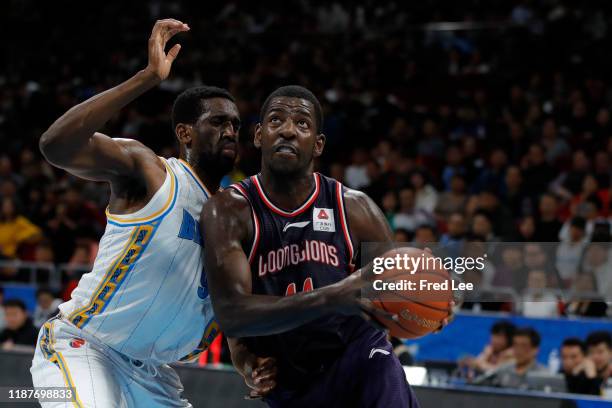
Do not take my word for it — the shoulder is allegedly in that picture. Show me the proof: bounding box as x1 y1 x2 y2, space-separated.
201 188 251 222
112 138 161 167
201 187 254 244
343 187 379 217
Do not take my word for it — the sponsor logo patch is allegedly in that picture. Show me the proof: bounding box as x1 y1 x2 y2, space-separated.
313 208 335 232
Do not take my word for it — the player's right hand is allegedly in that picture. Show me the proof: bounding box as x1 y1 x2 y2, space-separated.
144 19 190 82
243 356 277 399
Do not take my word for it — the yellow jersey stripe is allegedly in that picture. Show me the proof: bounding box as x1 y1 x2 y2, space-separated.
54 352 85 408
66 227 140 323
39 320 84 408
70 223 156 328
178 159 213 197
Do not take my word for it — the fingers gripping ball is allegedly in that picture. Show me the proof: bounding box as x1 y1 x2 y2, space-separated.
370 247 453 339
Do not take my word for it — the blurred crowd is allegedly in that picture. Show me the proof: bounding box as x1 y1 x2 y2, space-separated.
1 1 612 312
459 320 611 396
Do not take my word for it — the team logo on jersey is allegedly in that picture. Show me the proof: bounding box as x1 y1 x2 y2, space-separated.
258 240 339 277
368 348 390 359
70 338 86 348
178 209 203 246
283 221 310 232
313 207 335 232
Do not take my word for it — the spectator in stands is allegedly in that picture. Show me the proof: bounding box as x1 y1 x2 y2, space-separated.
479 327 546 389
381 190 398 229
493 246 527 290
580 243 612 296
0 197 42 259
441 145 466 191
411 224 436 245
33 288 61 328
586 331 612 385
541 118 570 165
461 321 515 373
0 299 38 349
439 212 466 258
561 338 602 395
591 220 611 242
516 216 536 242
435 174 468 219
0 287 5 332
362 161 386 205
564 273 608 318
521 269 559 318
470 211 497 242
501 165 528 221
556 217 588 286
522 144 557 199
554 150 590 200
393 187 433 233
534 193 562 242
411 171 438 214
523 243 562 288
344 148 370 189
393 228 411 243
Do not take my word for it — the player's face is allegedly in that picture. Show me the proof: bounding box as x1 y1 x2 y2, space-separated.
255 96 325 175
181 97 241 175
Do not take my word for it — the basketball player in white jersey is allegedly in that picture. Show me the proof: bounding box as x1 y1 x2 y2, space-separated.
30 19 275 407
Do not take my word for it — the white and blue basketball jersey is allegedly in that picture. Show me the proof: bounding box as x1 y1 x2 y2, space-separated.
58 157 218 365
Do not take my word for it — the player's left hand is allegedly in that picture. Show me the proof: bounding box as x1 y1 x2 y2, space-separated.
434 300 456 333
243 356 277 399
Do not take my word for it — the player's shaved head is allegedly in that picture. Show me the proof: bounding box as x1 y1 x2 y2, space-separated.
261 85 323 132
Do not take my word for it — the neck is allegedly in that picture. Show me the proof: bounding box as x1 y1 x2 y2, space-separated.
260 166 315 210
182 153 223 194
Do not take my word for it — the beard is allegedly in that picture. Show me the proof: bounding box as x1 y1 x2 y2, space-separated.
198 148 235 178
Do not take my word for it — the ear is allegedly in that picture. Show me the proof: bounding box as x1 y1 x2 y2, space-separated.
254 123 262 149
175 124 193 147
313 133 326 158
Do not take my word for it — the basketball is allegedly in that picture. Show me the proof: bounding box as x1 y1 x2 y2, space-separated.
371 247 453 339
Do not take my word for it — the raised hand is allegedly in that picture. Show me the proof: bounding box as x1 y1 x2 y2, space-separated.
144 18 190 82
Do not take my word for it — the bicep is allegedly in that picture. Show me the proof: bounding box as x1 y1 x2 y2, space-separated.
45 132 139 181
201 195 253 303
345 190 394 264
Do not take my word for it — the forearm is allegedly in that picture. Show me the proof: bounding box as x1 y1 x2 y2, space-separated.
227 337 253 376
40 70 158 158
217 284 337 337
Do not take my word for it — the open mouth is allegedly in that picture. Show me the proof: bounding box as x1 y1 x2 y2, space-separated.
221 141 237 151
274 144 298 155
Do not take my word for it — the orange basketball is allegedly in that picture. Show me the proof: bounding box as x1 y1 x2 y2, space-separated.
369 247 453 339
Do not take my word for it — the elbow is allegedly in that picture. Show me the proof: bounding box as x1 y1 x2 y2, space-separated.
214 302 245 337
39 130 58 162
216 315 241 337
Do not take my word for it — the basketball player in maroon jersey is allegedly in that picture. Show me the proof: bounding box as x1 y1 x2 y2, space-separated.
201 86 447 407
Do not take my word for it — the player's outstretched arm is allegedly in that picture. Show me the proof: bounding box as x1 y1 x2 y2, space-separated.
39 19 189 182
201 189 392 338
